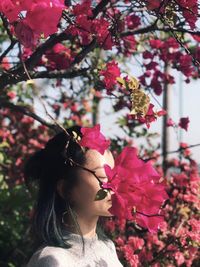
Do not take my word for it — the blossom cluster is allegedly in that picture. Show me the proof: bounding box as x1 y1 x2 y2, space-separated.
0 0 65 47
103 145 200 266
76 124 168 233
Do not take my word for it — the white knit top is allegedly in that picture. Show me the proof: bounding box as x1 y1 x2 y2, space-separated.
26 230 123 267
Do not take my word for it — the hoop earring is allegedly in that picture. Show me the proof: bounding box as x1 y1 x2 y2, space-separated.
61 202 78 225
61 204 71 225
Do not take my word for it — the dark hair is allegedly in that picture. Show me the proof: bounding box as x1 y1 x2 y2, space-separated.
23 125 110 254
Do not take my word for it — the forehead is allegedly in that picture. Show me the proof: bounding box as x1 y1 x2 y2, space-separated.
84 149 114 170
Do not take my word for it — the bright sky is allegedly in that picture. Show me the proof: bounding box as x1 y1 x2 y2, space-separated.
33 68 200 165
100 71 200 164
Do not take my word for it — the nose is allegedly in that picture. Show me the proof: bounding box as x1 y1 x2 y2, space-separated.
104 177 109 183
107 188 114 198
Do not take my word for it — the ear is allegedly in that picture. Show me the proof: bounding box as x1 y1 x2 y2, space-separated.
56 179 66 200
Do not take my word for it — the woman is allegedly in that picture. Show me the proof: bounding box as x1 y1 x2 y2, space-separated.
24 125 123 267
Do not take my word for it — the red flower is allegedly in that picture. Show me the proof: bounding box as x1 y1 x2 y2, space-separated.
0 57 11 70
0 0 21 22
100 61 121 90
126 14 141 29
0 0 65 38
25 0 65 37
146 1 161 10
122 245 140 267
14 21 38 48
7 91 16 99
166 118 176 127
68 10 113 50
73 0 93 17
178 117 190 131
128 236 144 251
178 0 198 29
91 18 113 50
45 43 74 70
122 36 137 56
79 124 110 155
149 39 163 49
131 104 166 129
103 146 168 232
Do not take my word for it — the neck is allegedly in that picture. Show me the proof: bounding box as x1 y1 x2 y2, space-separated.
63 209 99 238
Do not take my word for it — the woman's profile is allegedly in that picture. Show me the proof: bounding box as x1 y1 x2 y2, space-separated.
24 125 123 267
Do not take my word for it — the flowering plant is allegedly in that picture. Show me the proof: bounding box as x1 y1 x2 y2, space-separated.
69 123 168 233
79 124 111 155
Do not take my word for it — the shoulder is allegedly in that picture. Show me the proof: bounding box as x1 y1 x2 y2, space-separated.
100 238 117 253
26 245 71 267
98 238 123 266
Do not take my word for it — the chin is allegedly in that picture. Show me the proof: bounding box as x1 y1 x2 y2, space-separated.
99 209 114 217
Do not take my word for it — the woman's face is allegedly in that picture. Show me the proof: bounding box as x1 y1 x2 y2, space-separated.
71 149 115 218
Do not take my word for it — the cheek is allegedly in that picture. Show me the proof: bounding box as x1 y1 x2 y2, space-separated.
75 177 101 205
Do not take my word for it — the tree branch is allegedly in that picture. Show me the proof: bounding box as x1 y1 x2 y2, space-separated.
0 67 88 90
72 39 97 65
0 40 17 63
92 0 110 18
0 14 18 63
0 100 58 131
121 25 200 37
0 13 15 41
0 0 111 91
30 68 89 79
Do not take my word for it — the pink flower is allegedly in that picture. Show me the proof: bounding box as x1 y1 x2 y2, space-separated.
149 39 163 49
73 0 93 17
179 117 190 131
128 236 144 251
122 245 140 267
100 61 121 90
103 146 168 232
122 36 137 56
130 103 166 129
68 10 113 50
126 14 141 29
79 124 110 155
166 118 176 127
174 251 185 266
146 1 161 10
25 0 65 38
1 57 11 70
0 0 20 22
0 0 65 39
45 43 74 70
14 21 38 48
91 18 113 50
7 91 16 99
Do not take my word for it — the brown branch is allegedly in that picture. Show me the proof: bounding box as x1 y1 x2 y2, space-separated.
0 13 15 41
0 31 95 89
0 0 111 90
148 236 176 265
15 32 70 72
72 39 97 65
0 40 18 63
143 143 200 162
0 31 70 90
0 14 18 62
0 100 58 131
92 0 110 18
0 68 89 90
30 68 89 79
121 25 200 37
